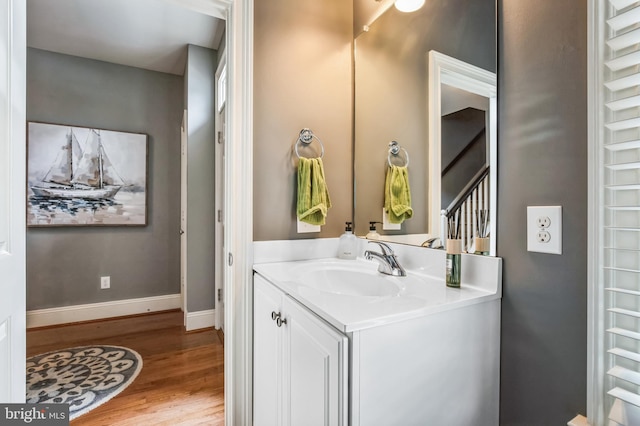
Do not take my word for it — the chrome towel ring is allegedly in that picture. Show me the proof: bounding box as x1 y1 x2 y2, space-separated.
295 128 325 159
388 140 409 167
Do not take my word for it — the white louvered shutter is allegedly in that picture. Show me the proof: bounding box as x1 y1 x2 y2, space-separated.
600 1 640 424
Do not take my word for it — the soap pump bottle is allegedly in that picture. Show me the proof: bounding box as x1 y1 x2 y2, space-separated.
338 222 357 260
366 222 381 240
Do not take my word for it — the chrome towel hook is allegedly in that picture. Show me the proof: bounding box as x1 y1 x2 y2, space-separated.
295 128 325 159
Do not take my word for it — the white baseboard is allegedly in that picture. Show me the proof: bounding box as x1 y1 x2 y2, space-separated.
186 309 216 331
27 294 181 329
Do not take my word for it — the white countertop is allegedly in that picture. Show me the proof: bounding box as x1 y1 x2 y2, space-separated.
253 257 501 333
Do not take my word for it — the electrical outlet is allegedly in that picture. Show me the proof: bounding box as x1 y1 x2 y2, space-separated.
100 276 110 289
527 206 562 254
537 230 551 243
537 216 551 229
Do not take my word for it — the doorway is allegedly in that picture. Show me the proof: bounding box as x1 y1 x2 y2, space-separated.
22 2 228 418
4 1 253 422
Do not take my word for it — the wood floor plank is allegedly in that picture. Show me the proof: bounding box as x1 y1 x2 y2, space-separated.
27 310 224 425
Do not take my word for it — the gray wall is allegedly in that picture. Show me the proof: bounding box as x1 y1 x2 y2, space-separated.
26 48 183 310
253 0 353 241
498 1 587 424
185 45 217 312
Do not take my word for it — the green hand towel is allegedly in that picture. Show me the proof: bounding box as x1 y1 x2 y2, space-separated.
384 165 413 224
297 157 332 226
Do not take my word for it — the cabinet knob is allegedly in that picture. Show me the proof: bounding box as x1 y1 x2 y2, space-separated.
276 317 287 327
271 311 280 321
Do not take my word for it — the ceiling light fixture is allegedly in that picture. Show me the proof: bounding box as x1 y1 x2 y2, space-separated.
394 0 425 13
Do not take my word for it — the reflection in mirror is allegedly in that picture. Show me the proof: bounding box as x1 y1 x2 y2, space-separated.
428 51 497 255
353 0 496 252
440 87 488 213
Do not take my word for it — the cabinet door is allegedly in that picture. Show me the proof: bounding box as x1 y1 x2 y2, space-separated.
283 296 348 426
253 275 283 426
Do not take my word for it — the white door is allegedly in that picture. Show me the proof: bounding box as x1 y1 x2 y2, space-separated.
214 55 227 331
180 110 188 325
284 296 348 426
0 0 26 402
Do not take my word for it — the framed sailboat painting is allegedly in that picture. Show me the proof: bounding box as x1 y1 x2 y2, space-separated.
27 122 148 226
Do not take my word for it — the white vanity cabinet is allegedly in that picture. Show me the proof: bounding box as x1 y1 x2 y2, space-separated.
254 256 502 426
348 299 500 425
253 274 349 426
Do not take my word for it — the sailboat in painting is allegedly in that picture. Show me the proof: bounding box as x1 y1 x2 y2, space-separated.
31 128 124 199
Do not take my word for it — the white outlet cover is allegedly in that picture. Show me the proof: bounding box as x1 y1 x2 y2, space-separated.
100 276 110 289
527 206 562 254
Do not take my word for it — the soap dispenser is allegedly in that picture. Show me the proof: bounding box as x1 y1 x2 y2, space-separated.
366 222 380 240
338 222 357 260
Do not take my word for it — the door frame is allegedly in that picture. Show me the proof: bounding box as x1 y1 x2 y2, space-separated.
180 109 188 325
1 0 27 402
586 0 606 423
146 3 253 423
214 50 227 331
185 1 253 424
203 1 254 424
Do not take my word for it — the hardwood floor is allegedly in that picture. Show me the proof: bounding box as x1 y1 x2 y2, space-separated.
27 310 224 425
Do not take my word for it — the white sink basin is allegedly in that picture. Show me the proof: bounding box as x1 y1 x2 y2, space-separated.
254 257 501 332
288 260 405 298
301 269 402 297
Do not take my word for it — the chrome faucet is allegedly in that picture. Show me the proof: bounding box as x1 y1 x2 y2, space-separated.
421 237 443 249
364 241 406 277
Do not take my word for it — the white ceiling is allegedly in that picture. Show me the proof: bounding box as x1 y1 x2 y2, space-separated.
27 0 224 76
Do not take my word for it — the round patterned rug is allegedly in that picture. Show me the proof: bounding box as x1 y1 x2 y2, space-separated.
26 345 143 420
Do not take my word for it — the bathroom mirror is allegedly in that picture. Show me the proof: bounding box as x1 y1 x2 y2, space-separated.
353 0 497 253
